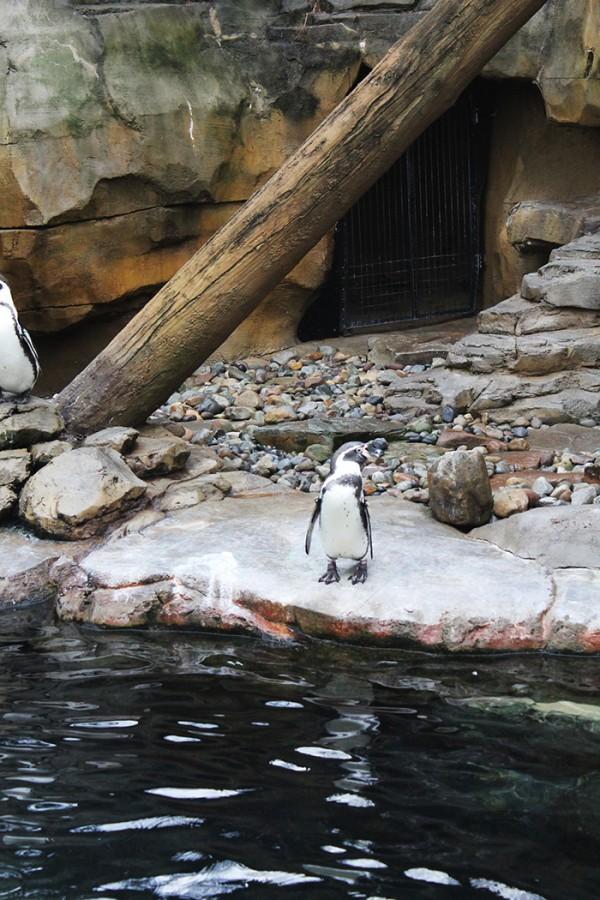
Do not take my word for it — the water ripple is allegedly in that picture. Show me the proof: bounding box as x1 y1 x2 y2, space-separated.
98 860 320 897
145 788 251 801
73 816 205 834
295 746 352 760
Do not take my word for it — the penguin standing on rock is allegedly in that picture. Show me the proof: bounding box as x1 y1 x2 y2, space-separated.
0 277 40 398
305 441 373 585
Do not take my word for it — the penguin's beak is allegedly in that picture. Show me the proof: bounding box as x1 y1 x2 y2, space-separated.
360 444 374 462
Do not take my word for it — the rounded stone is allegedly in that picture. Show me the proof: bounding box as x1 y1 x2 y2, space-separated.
493 488 530 519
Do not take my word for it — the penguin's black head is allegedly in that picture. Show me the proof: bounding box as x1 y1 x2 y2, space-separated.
331 441 371 472
367 437 388 459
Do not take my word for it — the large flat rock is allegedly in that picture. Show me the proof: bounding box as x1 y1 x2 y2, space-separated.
547 569 600 651
251 417 410 453
527 423 600 455
471 506 600 569
58 494 557 651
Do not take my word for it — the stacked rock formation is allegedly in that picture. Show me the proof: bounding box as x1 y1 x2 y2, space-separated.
427 232 600 425
0 400 195 539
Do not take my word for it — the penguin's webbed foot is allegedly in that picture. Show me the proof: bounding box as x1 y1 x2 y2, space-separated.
349 560 368 585
319 560 340 584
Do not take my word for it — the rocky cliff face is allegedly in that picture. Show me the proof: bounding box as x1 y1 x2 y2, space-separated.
0 0 598 350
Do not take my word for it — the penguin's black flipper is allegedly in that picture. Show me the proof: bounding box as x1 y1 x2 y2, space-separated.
305 497 321 555
18 325 40 380
360 499 373 559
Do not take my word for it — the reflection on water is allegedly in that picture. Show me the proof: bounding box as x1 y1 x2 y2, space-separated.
0 627 598 898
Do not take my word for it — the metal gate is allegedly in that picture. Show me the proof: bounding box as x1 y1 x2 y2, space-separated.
336 87 485 335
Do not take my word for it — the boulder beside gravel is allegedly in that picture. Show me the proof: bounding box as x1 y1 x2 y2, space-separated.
252 417 408 454
428 449 493 528
84 426 139 454
19 447 148 539
493 487 531 519
125 436 190 478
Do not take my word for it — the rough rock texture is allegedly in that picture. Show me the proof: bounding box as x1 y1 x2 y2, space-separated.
56 494 556 650
483 82 600 305
0 400 64 450
428 449 493 528
0 449 31 489
478 294 600 336
506 201 600 255
471 506 600 569
84 426 139 454
0 0 355 343
125 436 190 478
485 0 600 126
492 487 530 519
527 423 600 455
0 531 81 628
0 487 17 521
0 480 599 650
550 569 600 652
426 233 600 425
30 440 73 470
19 447 147 539
252 417 410 454
0 0 598 355
522 261 600 310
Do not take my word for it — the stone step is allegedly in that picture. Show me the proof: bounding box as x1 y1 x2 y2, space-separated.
551 233 600 261
527 423 600 455
447 326 600 376
478 294 600 336
522 258 600 310
251 416 412 453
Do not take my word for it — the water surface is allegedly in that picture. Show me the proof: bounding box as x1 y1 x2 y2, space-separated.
0 627 598 898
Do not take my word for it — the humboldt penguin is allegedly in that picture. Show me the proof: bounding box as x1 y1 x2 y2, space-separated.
305 441 373 585
0 278 40 397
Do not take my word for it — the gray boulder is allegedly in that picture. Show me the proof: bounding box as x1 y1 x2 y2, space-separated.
125 436 190 478
428 449 493 528
0 449 31 488
30 440 74 470
84 426 139 454
0 399 64 450
19 447 147 539
0 486 17 521
522 260 600 310
470 506 600 568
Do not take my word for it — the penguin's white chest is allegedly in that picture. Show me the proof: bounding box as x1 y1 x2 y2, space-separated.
319 483 368 561
0 308 36 395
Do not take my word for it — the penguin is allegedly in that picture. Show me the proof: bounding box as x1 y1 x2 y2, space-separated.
0 277 40 398
305 441 373 585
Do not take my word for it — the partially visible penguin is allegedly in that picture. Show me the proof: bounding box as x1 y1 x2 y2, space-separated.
305 441 373 584
0 277 40 397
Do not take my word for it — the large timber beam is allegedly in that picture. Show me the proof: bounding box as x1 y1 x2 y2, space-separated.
59 0 547 432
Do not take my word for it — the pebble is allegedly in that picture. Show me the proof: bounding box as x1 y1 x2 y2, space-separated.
532 476 553 497
571 485 597 506
154 344 600 510
493 488 530 519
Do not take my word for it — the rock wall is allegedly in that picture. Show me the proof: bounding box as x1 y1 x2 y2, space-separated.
0 0 599 358
483 83 600 307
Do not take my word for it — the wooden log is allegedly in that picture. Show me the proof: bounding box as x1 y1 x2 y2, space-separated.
59 0 547 432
